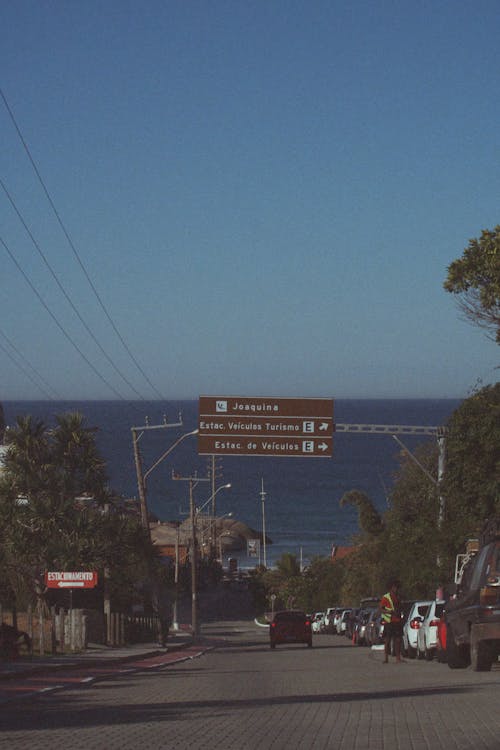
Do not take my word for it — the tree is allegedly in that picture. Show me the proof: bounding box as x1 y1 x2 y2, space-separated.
383 443 443 597
0 411 157 614
339 490 384 537
0 402 5 442
276 552 301 578
337 491 385 602
441 382 500 564
444 225 500 342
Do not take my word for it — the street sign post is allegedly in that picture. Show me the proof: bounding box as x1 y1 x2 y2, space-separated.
198 396 334 457
45 571 98 589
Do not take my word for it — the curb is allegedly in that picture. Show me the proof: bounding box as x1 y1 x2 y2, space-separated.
0 638 194 681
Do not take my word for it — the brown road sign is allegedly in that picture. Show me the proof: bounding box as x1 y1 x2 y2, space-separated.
197 434 333 457
198 396 334 457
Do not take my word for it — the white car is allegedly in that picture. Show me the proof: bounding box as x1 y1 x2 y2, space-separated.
333 608 346 634
417 600 445 660
311 612 325 634
323 607 336 633
402 600 432 658
337 609 352 635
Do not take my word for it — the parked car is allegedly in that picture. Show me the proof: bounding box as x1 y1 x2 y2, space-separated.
446 518 500 671
416 600 445 660
345 608 360 640
323 607 337 634
331 607 345 634
402 601 432 658
436 612 447 663
353 608 375 646
269 610 312 649
337 609 352 635
311 612 325 634
365 608 384 647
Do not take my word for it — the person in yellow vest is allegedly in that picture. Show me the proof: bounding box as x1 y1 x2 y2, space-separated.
379 579 403 663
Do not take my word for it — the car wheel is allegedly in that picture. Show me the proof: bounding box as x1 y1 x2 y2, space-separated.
416 642 424 660
407 644 416 659
307 640 312 648
471 635 493 672
446 624 469 669
270 641 276 649
424 645 434 661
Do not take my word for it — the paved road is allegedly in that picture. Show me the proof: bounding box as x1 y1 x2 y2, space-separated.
1 622 499 749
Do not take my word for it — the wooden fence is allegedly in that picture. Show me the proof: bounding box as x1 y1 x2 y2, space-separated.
0 603 160 656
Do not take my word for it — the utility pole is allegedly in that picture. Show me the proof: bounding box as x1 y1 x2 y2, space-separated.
130 414 184 530
207 454 224 558
171 471 210 638
260 478 267 568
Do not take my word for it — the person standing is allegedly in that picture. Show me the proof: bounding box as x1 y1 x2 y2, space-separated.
379 579 403 663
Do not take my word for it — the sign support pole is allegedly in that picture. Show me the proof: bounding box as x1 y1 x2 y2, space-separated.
261 478 267 568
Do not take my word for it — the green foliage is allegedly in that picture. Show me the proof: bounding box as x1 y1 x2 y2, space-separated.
382 443 443 596
250 553 347 613
441 382 500 561
0 411 158 611
444 225 500 342
276 552 301 578
338 384 500 600
339 490 384 537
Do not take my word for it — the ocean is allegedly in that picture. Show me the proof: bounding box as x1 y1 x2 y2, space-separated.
2 399 461 568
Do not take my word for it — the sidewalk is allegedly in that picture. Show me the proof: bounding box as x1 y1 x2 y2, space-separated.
0 628 194 680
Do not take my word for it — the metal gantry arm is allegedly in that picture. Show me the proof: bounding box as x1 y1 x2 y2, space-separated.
336 422 447 521
335 423 440 436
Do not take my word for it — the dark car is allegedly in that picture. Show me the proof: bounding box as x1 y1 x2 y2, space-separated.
445 518 500 671
269 610 312 649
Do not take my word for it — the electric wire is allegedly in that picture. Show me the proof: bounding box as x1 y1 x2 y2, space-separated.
1 87 168 403
0 233 128 400
0 336 57 400
0 325 61 398
1 176 147 401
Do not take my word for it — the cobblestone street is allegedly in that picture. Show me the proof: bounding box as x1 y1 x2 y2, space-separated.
1 620 499 749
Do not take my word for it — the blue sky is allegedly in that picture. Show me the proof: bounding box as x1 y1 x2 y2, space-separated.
1 0 499 401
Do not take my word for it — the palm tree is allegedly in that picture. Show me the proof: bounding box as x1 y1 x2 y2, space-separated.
339 490 384 537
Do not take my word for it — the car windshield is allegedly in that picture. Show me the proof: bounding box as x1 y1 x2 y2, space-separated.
275 612 305 622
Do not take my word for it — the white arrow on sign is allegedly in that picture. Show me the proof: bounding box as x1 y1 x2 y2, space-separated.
318 442 329 452
57 582 86 588
319 423 329 431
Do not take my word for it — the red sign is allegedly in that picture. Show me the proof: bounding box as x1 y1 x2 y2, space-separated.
45 571 98 589
198 396 334 457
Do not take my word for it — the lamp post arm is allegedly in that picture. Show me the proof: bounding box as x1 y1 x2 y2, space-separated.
144 429 199 484
195 483 231 517
392 434 438 487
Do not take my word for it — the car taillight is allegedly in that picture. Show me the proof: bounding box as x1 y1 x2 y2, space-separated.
271 622 276 629
480 586 500 606
429 619 440 628
410 619 421 629
305 620 311 626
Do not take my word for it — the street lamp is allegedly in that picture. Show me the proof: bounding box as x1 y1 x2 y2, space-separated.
195 483 231 561
132 428 199 530
171 475 232 637
217 516 234 563
196 483 231 516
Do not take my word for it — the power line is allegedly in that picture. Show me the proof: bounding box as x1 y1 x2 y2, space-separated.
0 233 128 400
1 176 147 401
1 87 168 402
0 335 58 400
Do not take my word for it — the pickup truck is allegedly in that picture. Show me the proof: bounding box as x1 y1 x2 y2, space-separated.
445 518 500 671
